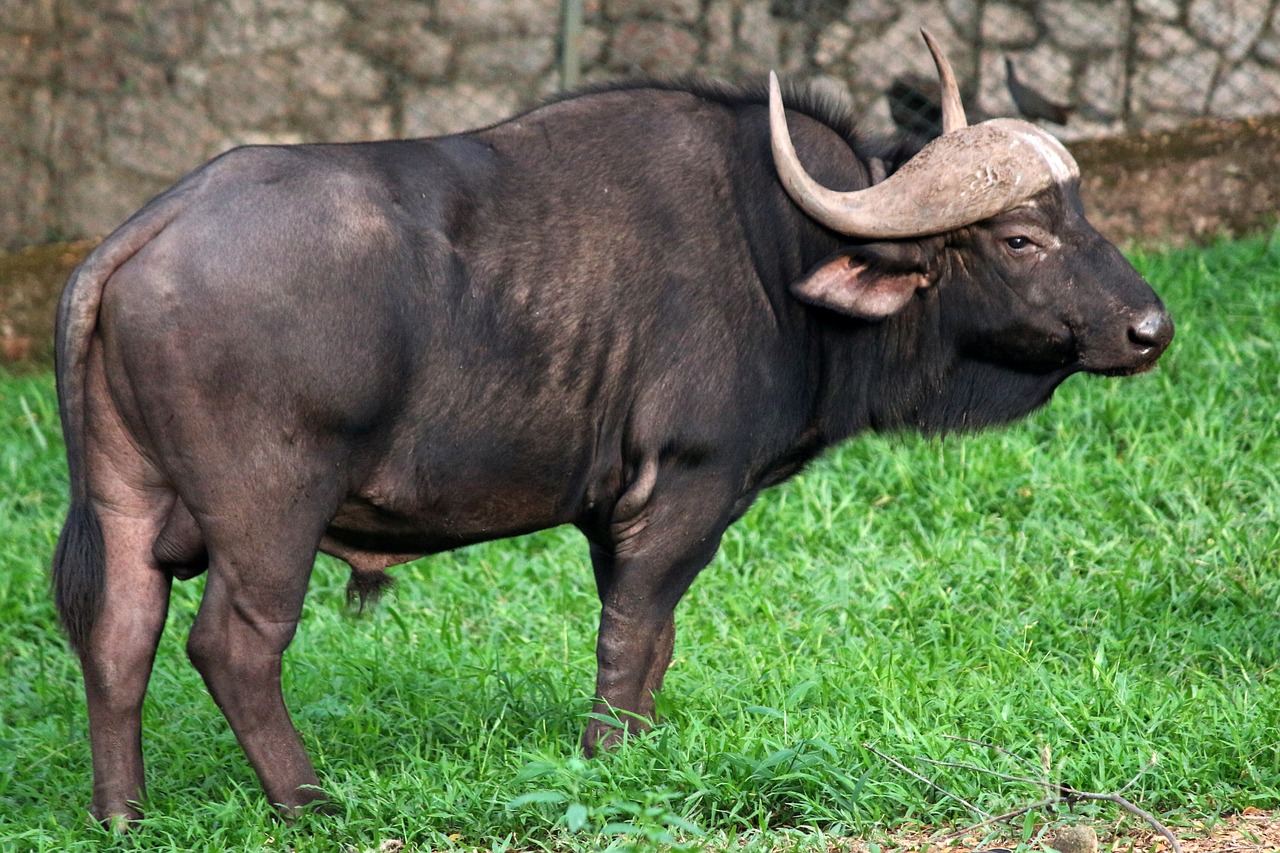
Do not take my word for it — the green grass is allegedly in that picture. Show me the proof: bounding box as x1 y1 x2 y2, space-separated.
2 232 1279 851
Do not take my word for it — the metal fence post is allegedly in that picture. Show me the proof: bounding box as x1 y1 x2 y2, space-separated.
560 0 584 90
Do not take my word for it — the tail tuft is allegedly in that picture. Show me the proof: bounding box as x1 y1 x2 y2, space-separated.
52 501 106 656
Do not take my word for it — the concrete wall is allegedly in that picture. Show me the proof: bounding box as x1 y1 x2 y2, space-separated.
3 0 1279 248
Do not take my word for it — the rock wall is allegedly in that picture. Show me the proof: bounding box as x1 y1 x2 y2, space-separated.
3 0 1279 248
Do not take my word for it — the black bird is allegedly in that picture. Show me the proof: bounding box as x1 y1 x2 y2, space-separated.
1005 55 1073 125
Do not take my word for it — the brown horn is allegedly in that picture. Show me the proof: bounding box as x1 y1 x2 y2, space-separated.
921 28 966 133
769 37 1080 239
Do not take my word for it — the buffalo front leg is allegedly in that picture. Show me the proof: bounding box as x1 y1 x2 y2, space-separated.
185 511 333 816
581 472 733 755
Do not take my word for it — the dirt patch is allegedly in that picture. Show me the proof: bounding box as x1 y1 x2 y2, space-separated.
0 238 97 368
1073 114 1280 247
824 808 1280 852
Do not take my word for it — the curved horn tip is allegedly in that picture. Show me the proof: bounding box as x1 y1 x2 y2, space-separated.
920 28 967 134
919 28 942 65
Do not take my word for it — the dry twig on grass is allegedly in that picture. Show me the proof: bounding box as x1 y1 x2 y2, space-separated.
863 740 1183 853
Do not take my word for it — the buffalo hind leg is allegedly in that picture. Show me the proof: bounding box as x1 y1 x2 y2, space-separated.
79 506 172 825
581 470 733 755
66 356 175 825
185 505 335 816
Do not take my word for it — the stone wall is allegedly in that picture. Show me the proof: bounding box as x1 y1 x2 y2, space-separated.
3 0 1279 248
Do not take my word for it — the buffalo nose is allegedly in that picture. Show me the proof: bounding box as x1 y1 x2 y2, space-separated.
1128 307 1174 353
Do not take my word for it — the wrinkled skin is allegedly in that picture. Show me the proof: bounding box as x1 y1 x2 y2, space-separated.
53 81 1171 825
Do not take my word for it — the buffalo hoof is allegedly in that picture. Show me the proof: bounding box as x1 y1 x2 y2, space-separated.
276 787 338 822
90 802 143 833
581 719 628 757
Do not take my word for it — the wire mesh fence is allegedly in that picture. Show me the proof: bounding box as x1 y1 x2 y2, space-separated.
575 0 1280 142
972 0 1280 138
4 0 1277 246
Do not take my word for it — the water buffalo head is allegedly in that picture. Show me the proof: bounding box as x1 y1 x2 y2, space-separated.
770 31 1173 380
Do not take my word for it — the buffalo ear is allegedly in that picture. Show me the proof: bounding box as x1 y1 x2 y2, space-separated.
791 253 929 320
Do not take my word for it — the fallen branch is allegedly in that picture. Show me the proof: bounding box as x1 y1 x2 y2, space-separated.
862 742 992 820
940 734 1042 775
863 740 1183 853
932 787 1182 853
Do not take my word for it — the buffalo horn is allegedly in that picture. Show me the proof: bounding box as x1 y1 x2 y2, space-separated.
769 31 1080 240
921 29 966 133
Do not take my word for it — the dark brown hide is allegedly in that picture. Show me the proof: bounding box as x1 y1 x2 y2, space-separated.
53 76 1170 825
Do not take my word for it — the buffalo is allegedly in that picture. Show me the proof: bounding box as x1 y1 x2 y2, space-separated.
53 31 1171 824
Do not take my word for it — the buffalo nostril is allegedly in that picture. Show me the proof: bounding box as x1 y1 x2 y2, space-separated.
1128 308 1173 351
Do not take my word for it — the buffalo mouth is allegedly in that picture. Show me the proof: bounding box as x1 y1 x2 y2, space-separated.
1092 354 1164 377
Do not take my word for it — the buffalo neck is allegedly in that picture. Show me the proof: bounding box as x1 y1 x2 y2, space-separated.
810 297 1072 444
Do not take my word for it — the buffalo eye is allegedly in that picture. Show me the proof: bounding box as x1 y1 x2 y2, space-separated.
1003 235 1036 255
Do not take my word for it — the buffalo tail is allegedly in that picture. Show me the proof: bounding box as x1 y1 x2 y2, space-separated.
52 502 106 656
51 176 199 655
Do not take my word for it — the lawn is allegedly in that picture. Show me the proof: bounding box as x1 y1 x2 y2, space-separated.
1 233 1278 851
